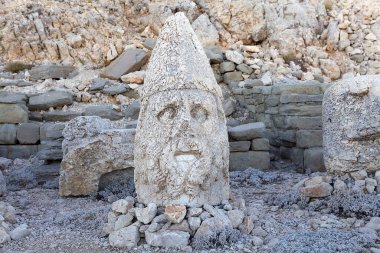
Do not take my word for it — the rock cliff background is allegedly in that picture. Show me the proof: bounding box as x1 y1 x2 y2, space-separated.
1 0 379 80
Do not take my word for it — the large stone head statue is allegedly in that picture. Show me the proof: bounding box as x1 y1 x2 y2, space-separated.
323 75 380 174
134 13 229 207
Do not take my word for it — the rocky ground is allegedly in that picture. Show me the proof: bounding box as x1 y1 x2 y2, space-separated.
1 161 380 253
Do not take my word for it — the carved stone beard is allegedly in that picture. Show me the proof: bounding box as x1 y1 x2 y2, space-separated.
134 89 229 206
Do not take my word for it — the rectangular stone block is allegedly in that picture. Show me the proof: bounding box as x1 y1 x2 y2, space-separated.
284 116 322 130
296 130 323 148
229 141 251 152
40 122 65 141
265 95 280 107
304 147 325 172
229 151 270 171
17 123 40 144
0 124 17 144
278 130 296 143
0 103 29 123
280 94 323 104
272 84 322 95
243 86 272 95
251 138 270 151
279 104 322 116
280 147 304 168
0 145 38 159
228 122 266 141
37 140 63 160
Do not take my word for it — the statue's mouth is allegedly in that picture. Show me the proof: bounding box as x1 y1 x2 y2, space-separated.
174 150 201 162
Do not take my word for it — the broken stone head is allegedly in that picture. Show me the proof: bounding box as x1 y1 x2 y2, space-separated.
323 75 380 174
134 13 229 206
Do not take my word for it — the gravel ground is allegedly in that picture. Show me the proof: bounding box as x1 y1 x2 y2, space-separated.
1 162 379 253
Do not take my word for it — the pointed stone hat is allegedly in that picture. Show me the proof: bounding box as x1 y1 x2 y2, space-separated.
142 12 222 99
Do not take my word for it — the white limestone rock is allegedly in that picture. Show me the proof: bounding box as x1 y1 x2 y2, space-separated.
135 203 157 225
134 12 229 207
192 13 219 46
109 225 140 248
145 230 190 247
323 76 380 173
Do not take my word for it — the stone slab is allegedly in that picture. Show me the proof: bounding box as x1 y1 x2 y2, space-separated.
100 48 149 80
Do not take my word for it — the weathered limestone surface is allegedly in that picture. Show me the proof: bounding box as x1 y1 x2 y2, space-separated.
59 116 135 196
134 13 229 207
323 75 380 173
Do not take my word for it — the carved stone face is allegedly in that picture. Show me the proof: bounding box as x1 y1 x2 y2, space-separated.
134 89 229 206
323 77 380 173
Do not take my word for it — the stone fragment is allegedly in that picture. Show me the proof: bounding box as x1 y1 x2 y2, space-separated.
16 123 40 144
188 208 203 217
114 214 134 230
168 220 192 233
59 117 135 196
0 104 28 123
135 203 157 224
350 170 368 181
323 76 380 173
165 205 187 224
333 179 348 194
225 50 244 64
224 71 243 83
320 59 341 80
188 217 201 232
236 64 253 75
100 48 149 80
112 199 134 214
134 13 229 207
83 105 123 120
204 47 223 64
28 90 73 110
220 62 235 73
261 72 272 86
121 71 145 84
102 85 129 95
228 122 266 141
109 225 140 248
251 138 270 151
89 78 111 91
0 124 17 144
0 92 27 104
229 151 270 170
194 215 232 239
42 111 82 122
300 182 333 198
9 224 31 240
192 13 219 47
227 210 244 228
145 230 190 248
252 236 264 246
0 228 10 244
124 101 140 120
29 64 76 81
365 178 377 194
238 216 254 234
229 141 251 152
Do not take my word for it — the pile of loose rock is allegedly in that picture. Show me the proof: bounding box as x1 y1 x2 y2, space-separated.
297 169 380 198
0 201 31 245
102 196 252 250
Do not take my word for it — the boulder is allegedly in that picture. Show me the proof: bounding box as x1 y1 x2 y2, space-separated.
59 116 135 196
135 203 157 224
165 205 187 224
100 48 149 80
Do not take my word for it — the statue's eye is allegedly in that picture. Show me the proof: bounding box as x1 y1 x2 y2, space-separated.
191 105 208 122
157 106 177 123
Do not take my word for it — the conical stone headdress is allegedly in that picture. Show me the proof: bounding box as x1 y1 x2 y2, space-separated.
142 12 223 99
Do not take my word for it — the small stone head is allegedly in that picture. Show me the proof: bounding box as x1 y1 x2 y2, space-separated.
134 13 229 206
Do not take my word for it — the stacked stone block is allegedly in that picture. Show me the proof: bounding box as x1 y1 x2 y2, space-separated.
237 81 331 171
228 122 270 171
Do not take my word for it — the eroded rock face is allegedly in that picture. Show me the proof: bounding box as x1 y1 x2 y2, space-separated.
134 13 229 207
323 75 380 173
59 116 135 196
